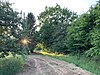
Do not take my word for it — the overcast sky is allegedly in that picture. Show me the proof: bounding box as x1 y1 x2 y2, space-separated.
9 0 97 17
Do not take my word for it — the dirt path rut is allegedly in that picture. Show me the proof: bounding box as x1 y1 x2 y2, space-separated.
17 55 95 75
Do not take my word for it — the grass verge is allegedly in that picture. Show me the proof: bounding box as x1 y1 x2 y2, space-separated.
0 55 25 75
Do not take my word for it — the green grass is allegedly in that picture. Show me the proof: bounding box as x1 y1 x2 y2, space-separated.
0 55 25 75
49 55 100 75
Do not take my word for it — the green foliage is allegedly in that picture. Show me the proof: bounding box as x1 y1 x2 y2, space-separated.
38 4 77 53
66 1 100 58
86 1 100 57
27 13 37 53
38 1 100 58
20 12 37 53
0 2 37 57
0 2 22 57
0 56 25 75
67 13 91 54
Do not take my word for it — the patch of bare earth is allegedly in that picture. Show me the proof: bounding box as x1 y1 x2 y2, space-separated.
17 55 95 75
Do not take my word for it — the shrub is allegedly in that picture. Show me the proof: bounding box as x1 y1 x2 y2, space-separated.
0 56 25 75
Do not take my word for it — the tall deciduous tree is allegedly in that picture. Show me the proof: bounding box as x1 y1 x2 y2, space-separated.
20 12 37 53
86 1 100 57
67 13 91 54
38 4 77 53
27 12 37 53
0 2 22 57
67 1 100 58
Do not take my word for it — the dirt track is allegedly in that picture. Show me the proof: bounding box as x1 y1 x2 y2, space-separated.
17 55 95 75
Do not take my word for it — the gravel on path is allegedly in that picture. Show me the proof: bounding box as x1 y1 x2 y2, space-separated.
17 55 95 75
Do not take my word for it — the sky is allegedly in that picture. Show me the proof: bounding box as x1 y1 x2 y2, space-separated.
8 0 97 17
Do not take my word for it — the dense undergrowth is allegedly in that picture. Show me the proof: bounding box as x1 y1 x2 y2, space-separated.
0 55 25 75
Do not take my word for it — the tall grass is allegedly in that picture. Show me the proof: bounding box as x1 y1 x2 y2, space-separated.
0 55 25 75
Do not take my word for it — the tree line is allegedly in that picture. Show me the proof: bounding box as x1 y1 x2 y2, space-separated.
0 1 100 60
37 1 100 59
0 2 37 58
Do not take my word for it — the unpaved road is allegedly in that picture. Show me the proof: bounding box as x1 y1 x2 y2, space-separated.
17 55 95 75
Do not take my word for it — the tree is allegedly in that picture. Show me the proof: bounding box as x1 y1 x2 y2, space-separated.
38 4 77 53
86 1 100 57
19 12 37 53
0 2 22 57
67 13 91 54
66 0 100 58
27 12 37 53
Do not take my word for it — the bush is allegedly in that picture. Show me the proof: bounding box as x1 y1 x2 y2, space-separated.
0 56 25 75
